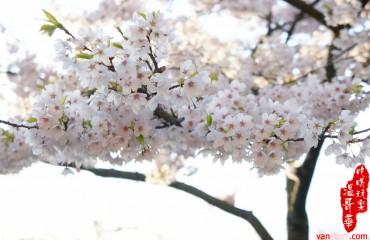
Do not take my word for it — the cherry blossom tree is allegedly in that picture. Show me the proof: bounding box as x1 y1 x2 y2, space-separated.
0 0 369 239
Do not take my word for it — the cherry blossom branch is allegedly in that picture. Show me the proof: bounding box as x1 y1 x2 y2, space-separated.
146 35 160 73
282 49 360 85
254 48 360 86
324 127 370 139
285 12 305 43
285 0 320 43
145 60 153 71
154 106 183 127
169 83 183 90
0 120 39 129
81 167 273 240
252 12 283 57
58 25 93 52
283 0 324 24
352 127 370 135
282 0 348 34
0 69 17 75
63 28 75 39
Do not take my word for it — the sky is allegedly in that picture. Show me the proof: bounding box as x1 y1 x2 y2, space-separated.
0 0 369 239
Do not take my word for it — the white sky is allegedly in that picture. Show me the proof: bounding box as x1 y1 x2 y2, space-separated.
0 0 369 239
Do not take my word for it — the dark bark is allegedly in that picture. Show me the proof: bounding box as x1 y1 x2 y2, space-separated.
0 120 39 129
83 167 273 240
286 138 325 240
282 0 348 34
360 0 370 8
285 0 320 43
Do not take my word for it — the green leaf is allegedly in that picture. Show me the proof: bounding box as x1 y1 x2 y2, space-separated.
114 25 125 39
178 78 185 85
273 119 286 128
60 95 67 104
138 12 147 20
2 130 15 145
75 52 94 60
58 116 64 126
112 42 123 49
56 23 65 30
348 84 363 94
136 134 145 145
349 126 355 135
87 88 97 97
206 114 212 127
189 72 198 79
42 9 59 25
281 141 288 153
82 120 92 128
209 73 218 81
130 121 135 130
40 24 57 37
328 121 336 129
58 115 68 127
109 82 118 88
26 117 38 123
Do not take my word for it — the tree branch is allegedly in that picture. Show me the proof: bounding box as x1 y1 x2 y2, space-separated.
0 120 39 129
282 0 347 34
153 106 183 127
146 35 161 74
82 167 273 240
0 70 17 75
350 127 370 135
285 0 320 43
324 127 370 139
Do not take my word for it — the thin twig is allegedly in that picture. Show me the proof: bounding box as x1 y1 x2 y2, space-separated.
0 120 39 129
282 52 362 85
324 127 370 139
0 70 17 75
146 36 160 73
63 28 75 39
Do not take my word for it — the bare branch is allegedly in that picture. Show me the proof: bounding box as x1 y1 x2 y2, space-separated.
146 35 160 73
282 48 360 85
282 0 348 34
62 27 75 39
352 127 370 135
285 0 320 43
0 120 39 129
0 70 17 75
82 167 273 240
153 106 183 127
324 127 370 139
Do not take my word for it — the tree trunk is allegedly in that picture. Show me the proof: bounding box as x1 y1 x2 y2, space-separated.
286 138 325 240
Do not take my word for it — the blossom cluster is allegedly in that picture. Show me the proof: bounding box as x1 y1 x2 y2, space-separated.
0 126 35 174
0 8 369 182
322 0 362 27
